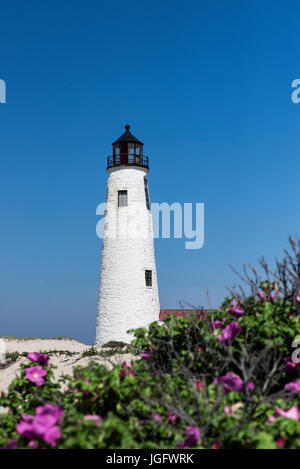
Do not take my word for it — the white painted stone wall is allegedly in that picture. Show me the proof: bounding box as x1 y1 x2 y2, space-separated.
95 166 160 345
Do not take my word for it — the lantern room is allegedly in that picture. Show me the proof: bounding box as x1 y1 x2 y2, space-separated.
107 125 149 169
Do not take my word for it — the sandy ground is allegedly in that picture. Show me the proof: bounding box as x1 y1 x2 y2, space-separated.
2 337 90 354
0 338 135 399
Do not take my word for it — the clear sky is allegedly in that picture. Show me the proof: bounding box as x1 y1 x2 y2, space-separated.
0 0 299 344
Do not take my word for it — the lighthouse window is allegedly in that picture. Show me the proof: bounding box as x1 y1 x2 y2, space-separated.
118 190 127 207
128 143 135 154
145 270 152 287
144 177 150 210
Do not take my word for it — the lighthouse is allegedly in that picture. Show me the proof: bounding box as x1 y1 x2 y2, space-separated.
95 125 160 345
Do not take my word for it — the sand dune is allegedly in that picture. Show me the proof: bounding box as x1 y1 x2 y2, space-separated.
0 338 135 399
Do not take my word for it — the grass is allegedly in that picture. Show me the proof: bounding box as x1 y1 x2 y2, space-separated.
0 346 140 365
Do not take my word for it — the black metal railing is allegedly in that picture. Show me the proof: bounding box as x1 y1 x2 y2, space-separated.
107 154 149 169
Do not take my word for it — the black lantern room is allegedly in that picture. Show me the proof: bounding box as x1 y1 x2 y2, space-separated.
107 125 149 169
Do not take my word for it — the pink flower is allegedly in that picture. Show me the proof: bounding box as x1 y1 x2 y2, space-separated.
258 291 266 301
295 295 300 303
141 347 152 358
230 299 239 307
213 441 219 449
84 415 102 426
268 415 276 423
17 405 63 447
178 426 201 449
152 413 162 421
27 353 49 366
276 406 300 421
196 381 203 390
284 357 298 373
123 361 131 368
257 291 275 302
224 405 230 414
43 426 61 447
276 436 285 448
120 369 126 379
25 366 47 386
284 379 300 393
218 322 241 345
246 382 255 391
228 308 244 318
215 372 244 393
36 404 63 424
167 412 177 423
1 439 18 449
28 440 38 449
213 320 222 329
228 299 244 318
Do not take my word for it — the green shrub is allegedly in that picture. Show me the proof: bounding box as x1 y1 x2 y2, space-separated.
0 238 299 449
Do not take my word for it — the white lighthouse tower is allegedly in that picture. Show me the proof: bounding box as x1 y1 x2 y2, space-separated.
95 125 160 345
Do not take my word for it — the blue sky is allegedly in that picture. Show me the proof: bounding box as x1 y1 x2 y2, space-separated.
0 0 299 343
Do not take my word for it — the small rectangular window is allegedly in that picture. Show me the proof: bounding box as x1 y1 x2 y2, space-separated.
118 190 127 207
145 270 152 287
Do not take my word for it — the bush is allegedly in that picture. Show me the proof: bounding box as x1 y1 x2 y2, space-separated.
0 238 299 449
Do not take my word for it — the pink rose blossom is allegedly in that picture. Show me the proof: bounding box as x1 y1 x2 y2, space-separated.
218 322 241 345
284 357 298 373
196 381 203 390
257 291 275 302
36 404 63 423
27 353 49 366
246 382 255 391
284 379 300 393
43 426 61 447
215 372 244 393
25 366 47 386
224 405 230 414
177 426 201 449
17 405 63 448
213 320 222 329
167 412 177 423
141 347 153 358
1 439 18 449
228 300 244 318
228 308 244 318
84 415 102 426
28 440 39 449
275 406 300 421
276 436 285 448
